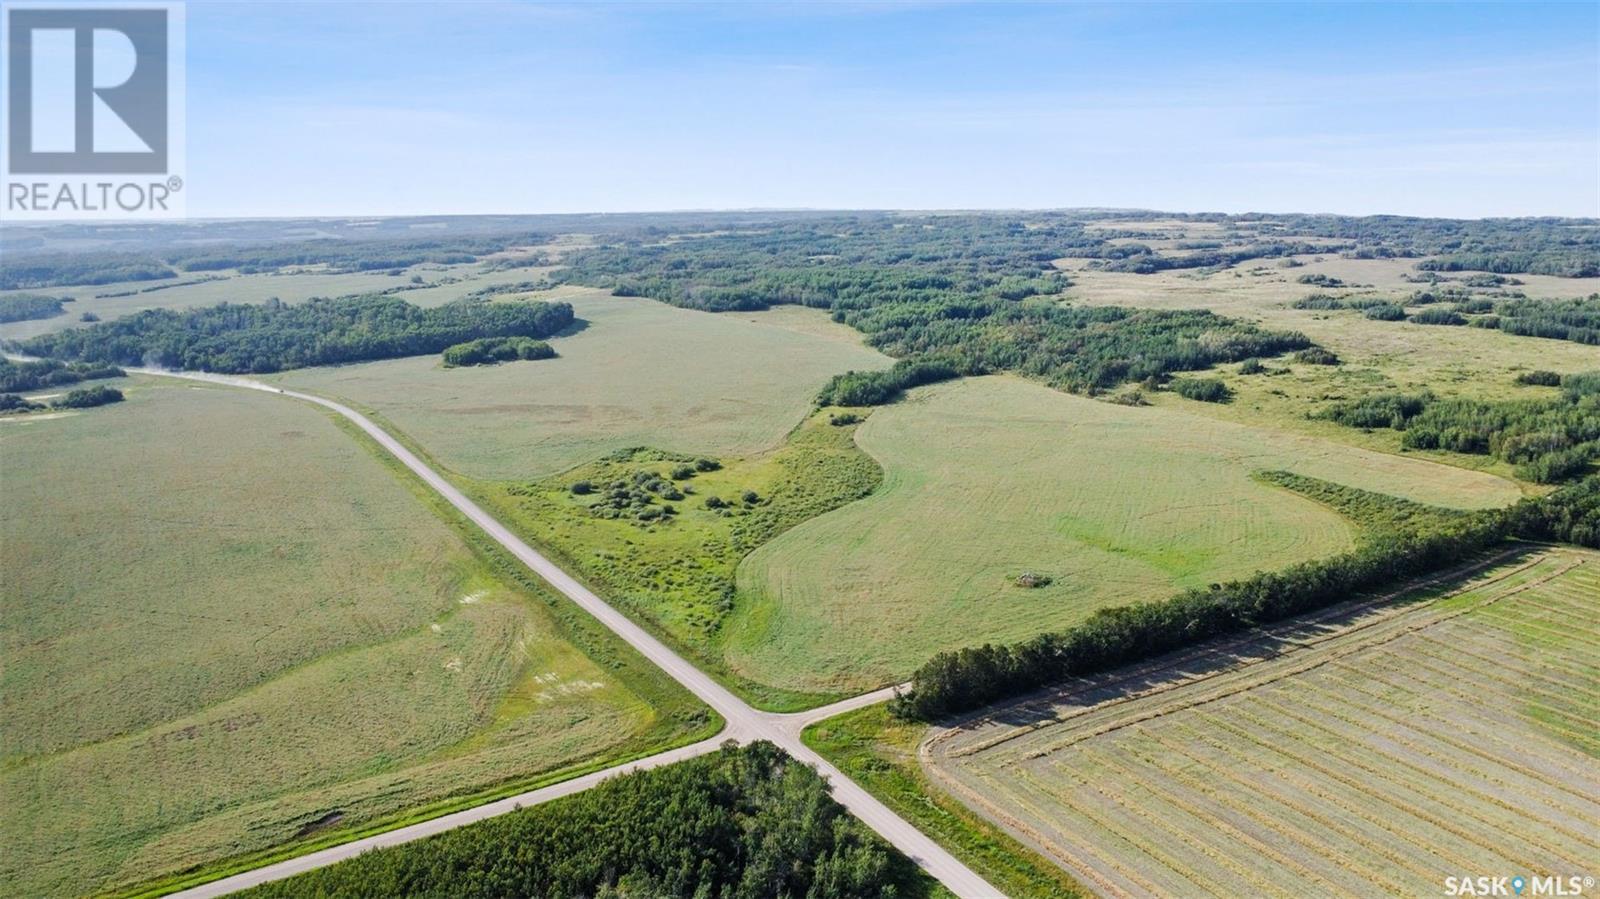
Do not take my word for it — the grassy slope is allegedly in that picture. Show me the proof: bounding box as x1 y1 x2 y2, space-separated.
729 375 1520 694
272 295 893 481
0 379 710 899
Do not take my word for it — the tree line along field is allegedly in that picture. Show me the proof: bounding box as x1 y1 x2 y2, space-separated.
923 547 1600 898
271 293 892 481
0 379 707 898
725 375 1521 696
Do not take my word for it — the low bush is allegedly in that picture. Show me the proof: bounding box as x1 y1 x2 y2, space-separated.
1171 377 1231 403
1515 370 1563 387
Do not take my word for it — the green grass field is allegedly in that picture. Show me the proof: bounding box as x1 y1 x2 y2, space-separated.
273 294 892 480
728 376 1522 694
0 378 707 898
926 547 1600 898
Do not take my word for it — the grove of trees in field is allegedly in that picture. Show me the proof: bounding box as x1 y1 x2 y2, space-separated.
0 293 70 323
1318 372 1600 484
18 297 574 374
441 336 556 367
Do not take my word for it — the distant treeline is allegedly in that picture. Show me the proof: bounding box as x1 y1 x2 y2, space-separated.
18 296 573 374
0 253 176 290
0 358 124 392
1318 373 1600 484
441 335 556 367
0 293 71 323
238 741 926 899
0 233 544 289
170 233 543 274
891 472 1600 721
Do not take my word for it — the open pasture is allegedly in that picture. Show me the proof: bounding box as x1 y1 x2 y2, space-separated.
0 379 689 897
727 376 1521 695
926 547 1600 898
274 294 891 480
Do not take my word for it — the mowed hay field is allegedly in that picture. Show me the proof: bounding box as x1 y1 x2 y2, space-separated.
728 376 1521 694
273 294 892 480
926 547 1600 899
0 379 682 898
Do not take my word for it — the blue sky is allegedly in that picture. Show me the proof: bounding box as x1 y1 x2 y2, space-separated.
186 1 1599 218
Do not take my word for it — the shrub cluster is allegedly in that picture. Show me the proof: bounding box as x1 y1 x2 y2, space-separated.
51 385 123 408
441 335 556 367
1171 377 1231 403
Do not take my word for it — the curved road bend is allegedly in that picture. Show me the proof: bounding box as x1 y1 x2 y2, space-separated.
139 370 1002 899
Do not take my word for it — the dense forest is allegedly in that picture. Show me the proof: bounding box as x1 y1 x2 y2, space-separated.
441 335 556 367
0 358 125 392
1318 372 1600 483
891 473 1600 720
0 293 70 323
240 742 926 899
17 296 573 374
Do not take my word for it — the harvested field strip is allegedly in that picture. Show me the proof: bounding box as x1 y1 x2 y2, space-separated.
928 548 1600 897
940 547 1544 760
1059 746 1345 895
1243 694 1598 861
1194 710 1531 875
1315 665 1600 803
1163 723 1450 888
1009 554 1582 762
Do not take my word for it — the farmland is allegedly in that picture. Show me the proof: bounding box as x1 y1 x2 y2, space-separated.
273 293 891 480
728 375 1521 695
0 378 705 898
925 547 1600 898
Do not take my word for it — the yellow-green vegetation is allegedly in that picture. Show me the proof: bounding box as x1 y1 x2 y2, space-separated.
802 705 1090 899
1058 256 1600 479
273 294 892 480
926 547 1600 898
0 379 709 899
730 376 1521 694
474 408 882 710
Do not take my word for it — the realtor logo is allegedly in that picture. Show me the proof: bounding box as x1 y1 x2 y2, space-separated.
2 1 185 217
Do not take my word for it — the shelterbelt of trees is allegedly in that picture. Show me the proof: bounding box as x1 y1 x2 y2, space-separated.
15 296 574 374
1318 372 1600 484
239 742 926 899
891 474 1600 720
